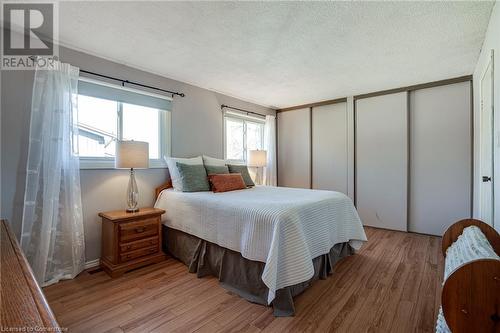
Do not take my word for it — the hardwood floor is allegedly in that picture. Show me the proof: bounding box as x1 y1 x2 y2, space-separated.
43 227 444 332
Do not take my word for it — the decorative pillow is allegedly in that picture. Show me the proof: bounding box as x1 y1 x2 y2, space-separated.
208 174 247 193
205 165 229 175
227 164 255 187
165 156 203 191
202 155 227 166
176 162 210 192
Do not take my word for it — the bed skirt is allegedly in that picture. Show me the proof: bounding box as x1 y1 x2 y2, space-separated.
162 226 354 316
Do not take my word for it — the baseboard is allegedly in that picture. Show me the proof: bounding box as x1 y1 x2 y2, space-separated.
84 258 100 270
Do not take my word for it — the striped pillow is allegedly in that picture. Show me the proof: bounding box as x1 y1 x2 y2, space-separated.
208 174 247 193
227 164 255 187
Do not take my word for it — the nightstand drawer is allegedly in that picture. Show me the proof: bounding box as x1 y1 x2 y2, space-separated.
120 236 158 253
120 246 158 262
119 218 158 242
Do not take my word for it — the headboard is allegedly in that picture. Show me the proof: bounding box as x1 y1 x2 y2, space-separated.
154 180 172 200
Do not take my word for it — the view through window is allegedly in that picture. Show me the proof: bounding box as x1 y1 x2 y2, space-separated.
224 114 264 163
76 79 170 168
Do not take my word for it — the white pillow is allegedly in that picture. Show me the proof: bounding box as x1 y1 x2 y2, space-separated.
202 155 226 166
165 156 203 191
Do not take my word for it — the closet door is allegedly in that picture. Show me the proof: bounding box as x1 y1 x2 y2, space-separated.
312 102 348 193
356 92 408 231
277 108 311 188
409 82 471 235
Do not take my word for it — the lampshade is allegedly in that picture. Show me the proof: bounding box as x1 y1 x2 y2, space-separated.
115 141 149 169
247 150 267 167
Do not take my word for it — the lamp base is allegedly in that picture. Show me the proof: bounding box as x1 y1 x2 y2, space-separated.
255 167 263 185
126 168 139 213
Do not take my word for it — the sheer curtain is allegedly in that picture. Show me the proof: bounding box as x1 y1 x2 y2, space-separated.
21 60 85 287
263 115 277 186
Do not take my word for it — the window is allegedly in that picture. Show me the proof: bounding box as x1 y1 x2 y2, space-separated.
77 78 171 168
224 112 265 163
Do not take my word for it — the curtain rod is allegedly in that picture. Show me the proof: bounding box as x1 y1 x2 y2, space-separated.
27 55 185 97
220 104 267 118
79 69 185 98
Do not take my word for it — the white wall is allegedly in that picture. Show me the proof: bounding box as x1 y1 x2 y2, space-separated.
355 92 408 232
277 108 311 188
312 102 348 193
408 82 472 235
473 2 500 232
346 97 355 201
0 46 275 262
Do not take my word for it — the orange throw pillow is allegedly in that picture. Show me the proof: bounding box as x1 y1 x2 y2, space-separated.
208 173 247 193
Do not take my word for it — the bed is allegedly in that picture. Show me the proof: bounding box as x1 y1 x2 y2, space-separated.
154 185 367 316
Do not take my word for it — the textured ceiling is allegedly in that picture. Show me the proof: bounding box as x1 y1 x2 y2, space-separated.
58 1 494 108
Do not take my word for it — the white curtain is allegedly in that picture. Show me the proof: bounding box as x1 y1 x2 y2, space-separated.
21 61 85 287
263 115 277 186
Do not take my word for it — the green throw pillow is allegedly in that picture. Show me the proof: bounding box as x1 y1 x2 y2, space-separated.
176 162 210 192
227 164 255 187
205 165 229 175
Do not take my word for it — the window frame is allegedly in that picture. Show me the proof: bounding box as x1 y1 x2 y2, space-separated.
223 111 265 164
77 77 172 169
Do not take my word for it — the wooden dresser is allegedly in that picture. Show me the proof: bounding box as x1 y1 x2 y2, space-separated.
1 219 60 331
99 208 166 277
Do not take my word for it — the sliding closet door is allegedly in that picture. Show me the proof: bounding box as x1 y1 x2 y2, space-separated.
409 82 471 235
278 108 311 188
356 92 408 231
312 102 348 193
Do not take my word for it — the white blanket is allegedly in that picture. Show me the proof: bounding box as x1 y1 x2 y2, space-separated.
155 185 367 303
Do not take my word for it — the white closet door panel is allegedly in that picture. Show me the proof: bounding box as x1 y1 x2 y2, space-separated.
409 82 471 236
356 92 408 231
312 102 348 193
278 108 311 188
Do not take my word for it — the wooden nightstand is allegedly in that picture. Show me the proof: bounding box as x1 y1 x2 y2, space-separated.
99 207 166 278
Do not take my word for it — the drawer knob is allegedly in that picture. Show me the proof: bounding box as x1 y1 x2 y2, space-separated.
135 227 145 233
149 248 156 253
126 245 132 250
126 254 132 259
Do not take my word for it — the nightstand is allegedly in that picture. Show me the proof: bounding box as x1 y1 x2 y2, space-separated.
99 207 166 278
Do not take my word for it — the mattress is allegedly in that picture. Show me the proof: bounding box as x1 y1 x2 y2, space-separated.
154 185 367 303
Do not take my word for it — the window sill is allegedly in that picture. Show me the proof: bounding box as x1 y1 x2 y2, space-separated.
79 158 167 170
225 159 247 165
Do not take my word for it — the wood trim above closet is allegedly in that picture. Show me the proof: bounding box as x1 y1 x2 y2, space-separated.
354 75 472 100
276 75 471 113
277 97 347 112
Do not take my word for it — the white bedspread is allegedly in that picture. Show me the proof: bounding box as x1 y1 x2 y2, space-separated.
155 185 367 303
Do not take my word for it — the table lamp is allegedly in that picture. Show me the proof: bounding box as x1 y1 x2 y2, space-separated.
115 140 149 212
248 149 267 185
